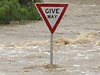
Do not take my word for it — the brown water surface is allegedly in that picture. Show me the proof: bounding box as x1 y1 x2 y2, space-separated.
0 0 100 75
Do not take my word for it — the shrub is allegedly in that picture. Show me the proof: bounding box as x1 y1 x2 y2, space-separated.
0 0 42 24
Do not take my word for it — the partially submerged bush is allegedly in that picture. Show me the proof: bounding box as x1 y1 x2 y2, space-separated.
0 0 42 24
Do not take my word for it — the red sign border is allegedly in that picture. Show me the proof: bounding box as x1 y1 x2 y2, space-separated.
35 3 68 34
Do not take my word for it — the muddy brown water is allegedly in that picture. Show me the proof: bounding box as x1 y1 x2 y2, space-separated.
0 0 100 75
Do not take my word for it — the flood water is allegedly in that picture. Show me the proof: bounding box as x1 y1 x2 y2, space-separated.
0 0 100 75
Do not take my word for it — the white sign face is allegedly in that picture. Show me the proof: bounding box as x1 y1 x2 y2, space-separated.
35 3 68 34
41 7 64 28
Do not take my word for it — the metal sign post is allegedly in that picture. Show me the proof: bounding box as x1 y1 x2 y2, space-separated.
50 34 53 65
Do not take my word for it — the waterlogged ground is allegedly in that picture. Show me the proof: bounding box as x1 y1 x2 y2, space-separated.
0 0 100 75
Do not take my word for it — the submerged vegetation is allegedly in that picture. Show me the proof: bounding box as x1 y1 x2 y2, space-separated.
0 0 43 24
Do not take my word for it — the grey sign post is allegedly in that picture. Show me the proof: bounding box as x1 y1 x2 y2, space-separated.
50 34 53 65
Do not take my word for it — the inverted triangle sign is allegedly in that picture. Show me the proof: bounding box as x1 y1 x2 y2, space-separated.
35 3 68 34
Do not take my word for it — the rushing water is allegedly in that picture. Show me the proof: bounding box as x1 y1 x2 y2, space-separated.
0 0 100 75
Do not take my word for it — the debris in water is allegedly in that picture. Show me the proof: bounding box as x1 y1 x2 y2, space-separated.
79 32 100 38
25 55 43 60
45 64 63 70
92 66 100 69
54 32 100 45
3 41 49 47
97 42 100 46
97 66 100 68
73 38 90 44
54 37 73 45
23 65 37 72
0 32 99 48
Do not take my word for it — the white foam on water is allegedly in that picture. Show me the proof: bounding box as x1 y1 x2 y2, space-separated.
73 65 80 68
91 4 96 7
0 72 5 75
43 52 50 55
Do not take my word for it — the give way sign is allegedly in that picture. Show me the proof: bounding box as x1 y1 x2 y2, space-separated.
35 3 68 34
